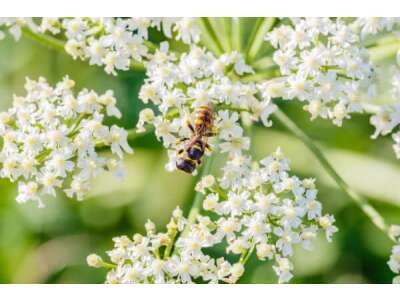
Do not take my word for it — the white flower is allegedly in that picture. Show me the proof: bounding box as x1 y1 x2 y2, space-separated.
242 213 271 243
300 226 318 250
215 217 242 243
108 125 133 158
273 256 294 283
227 263 245 283
203 193 219 211
16 181 42 206
274 227 300 256
136 108 155 133
98 90 121 118
216 110 243 140
256 243 275 260
37 171 62 196
65 175 91 200
223 191 250 216
195 175 215 193
318 214 338 242
370 105 400 138
388 245 400 274
173 18 201 44
219 135 250 156
279 199 304 229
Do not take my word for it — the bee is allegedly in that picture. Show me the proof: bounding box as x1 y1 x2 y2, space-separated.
176 105 215 173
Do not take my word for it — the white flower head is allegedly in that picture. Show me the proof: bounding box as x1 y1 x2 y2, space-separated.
0 76 133 206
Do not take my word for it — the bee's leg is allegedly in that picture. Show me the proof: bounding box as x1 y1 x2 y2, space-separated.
187 120 195 133
205 127 218 137
176 137 189 145
204 142 212 153
177 149 184 155
197 158 202 165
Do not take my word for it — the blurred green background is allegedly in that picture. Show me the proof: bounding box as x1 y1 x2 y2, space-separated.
0 18 400 284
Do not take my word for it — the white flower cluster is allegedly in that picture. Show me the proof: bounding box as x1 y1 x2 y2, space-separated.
370 56 400 159
39 17 200 75
88 207 245 284
1 18 201 75
388 225 400 283
265 18 375 126
351 18 400 39
0 76 133 207
388 245 400 275
89 149 337 284
370 104 400 158
0 17 36 41
136 43 276 171
198 148 337 283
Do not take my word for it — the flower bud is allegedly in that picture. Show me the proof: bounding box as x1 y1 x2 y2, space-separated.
86 254 103 268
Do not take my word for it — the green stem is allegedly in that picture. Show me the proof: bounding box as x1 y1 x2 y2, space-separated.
273 108 395 242
100 261 117 269
144 40 157 53
232 17 242 52
241 68 280 82
241 111 254 156
95 127 149 152
240 242 256 265
22 26 65 51
223 18 232 52
368 39 400 62
184 154 215 231
246 17 277 63
200 18 225 55
164 228 178 259
252 56 275 71
68 113 87 137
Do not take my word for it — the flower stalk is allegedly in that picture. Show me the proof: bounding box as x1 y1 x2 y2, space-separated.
200 17 225 55
273 108 395 242
184 154 215 229
21 26 65 51
245 17 277 63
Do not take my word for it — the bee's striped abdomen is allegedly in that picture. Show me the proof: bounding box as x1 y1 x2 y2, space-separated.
194 105 213 135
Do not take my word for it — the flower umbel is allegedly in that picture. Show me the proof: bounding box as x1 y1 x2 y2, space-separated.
88 207 241 284
0 76 132 207
90 149 337 284
136 44 276 172
265 18 375 126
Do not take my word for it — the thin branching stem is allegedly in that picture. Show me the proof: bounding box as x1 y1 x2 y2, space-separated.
185 154 215 229
232 17 242 52
223 17 233 52
246 17 278 63
273 108 395 242
22 26 65 51
200 17 225 55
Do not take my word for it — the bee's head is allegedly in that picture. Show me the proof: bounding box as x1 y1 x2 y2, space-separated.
176 158 196 173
